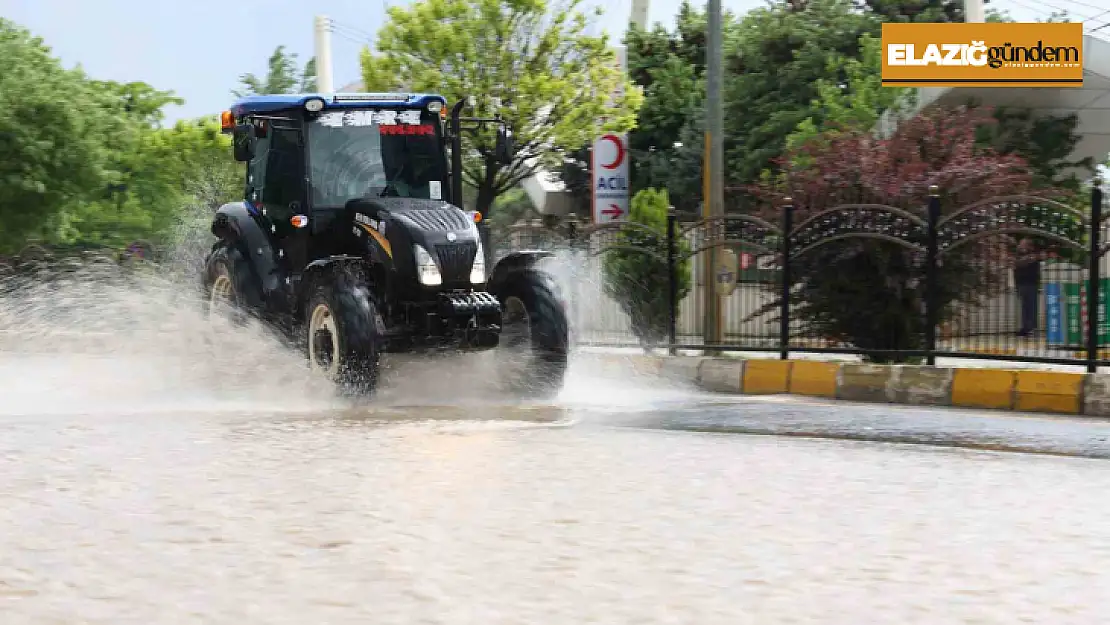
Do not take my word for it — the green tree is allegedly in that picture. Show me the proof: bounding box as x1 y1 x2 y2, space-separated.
614 0 890 204
92 79 183 126
56 116 240 249
618 2 718 214
856 0 960 22
132 117 241 214
556 145 592 216
781 25 1088 194
723 0 880 189
784 34 915 157
360 0 643 221
857 0 1011 23
486 186 539 245
0 18 244 256
624 2 717 157
976 107 1091 192
0 19 140 252
602 187 690 350
57 80 188 248
617 0 1022 208
234 45 317 96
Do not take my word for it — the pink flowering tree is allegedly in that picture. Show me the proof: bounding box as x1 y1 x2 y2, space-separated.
749 105 1079 362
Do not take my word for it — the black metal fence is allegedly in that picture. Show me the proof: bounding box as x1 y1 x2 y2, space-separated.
499 183 1109 371
0 241 158 279
10 194 1110 372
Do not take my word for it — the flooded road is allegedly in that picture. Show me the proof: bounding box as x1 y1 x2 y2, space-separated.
3 266 1110 623
3 353 1110 624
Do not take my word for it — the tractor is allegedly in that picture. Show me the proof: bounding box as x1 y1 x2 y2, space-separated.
202 92 569 396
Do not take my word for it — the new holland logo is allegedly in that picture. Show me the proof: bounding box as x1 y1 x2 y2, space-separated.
353 213 385 233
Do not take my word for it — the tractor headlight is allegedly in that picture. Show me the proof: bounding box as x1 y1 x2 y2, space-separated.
304 97 325 112
470 240 486 284
413 244 442 286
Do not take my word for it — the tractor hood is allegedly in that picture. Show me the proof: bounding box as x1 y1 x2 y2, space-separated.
346 197 476 242
345 197 480 286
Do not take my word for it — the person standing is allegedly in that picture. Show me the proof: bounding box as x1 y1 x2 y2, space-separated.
1015 239 1041 337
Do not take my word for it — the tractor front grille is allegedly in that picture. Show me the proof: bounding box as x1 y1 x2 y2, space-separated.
400 206 473 232
436 242 478 283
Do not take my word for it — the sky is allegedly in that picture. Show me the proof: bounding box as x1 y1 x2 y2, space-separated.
0 0 1083 123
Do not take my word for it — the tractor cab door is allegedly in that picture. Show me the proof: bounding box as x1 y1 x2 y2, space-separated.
248 123 310 283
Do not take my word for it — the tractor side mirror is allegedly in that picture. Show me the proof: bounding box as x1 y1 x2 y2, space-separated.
495 126 514 165
232 124 257 162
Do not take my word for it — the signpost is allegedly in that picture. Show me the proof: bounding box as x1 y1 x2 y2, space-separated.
591 133 629 224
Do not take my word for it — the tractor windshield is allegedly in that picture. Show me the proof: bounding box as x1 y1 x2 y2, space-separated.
307 107 448 207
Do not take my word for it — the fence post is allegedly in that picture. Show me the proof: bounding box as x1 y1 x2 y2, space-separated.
667 207 678 356
1088 180 1103 373
925 185 940 367
564 212 580 345
566 212 578 249
779 198 793 360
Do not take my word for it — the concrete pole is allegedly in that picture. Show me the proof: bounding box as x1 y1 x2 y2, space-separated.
964 0 985 23
630 0 650 30
702 0 725 348
314 15 335 93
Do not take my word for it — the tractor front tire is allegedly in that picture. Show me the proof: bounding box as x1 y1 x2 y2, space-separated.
493 269 569 398
305 277 384 396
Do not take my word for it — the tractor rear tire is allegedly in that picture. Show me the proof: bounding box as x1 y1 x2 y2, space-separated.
493 269 569 398
205 245 260 326
305 276 384 396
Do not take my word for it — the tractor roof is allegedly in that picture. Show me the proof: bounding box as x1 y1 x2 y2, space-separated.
229 92 448 116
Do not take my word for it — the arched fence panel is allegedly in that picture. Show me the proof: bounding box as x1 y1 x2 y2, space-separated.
933 192 1097 367
492 218 674 349
781 202 929 362
503 183 1108 369
674 214 783 353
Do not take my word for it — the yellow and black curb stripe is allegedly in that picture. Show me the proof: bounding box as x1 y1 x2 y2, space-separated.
586 353 1110 417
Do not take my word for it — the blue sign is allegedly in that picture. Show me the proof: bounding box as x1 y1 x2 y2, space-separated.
1045 282 1063 345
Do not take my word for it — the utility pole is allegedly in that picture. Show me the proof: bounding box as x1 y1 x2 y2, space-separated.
702 0 725 349
630 0 650 29
964 0 985 23
314 15 334 93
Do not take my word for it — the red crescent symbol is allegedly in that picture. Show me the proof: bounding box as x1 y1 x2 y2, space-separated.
599 134 625 170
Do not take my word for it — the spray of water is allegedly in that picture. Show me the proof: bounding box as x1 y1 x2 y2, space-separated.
0 208 698 419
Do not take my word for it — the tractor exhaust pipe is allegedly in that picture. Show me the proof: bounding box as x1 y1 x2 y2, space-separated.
450 98 467 210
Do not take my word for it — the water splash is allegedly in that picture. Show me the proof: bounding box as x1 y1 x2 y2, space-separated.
0 261 340 417
0 225 697 419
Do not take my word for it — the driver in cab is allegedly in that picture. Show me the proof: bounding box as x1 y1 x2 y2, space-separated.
384 158 435 199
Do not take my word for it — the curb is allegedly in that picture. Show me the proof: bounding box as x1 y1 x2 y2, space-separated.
590 353 1109 418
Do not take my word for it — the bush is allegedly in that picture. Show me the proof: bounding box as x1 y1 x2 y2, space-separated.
602 188 691 350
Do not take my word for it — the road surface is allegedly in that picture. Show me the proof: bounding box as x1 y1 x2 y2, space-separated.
2 349 1110 624
2 266 1109 623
